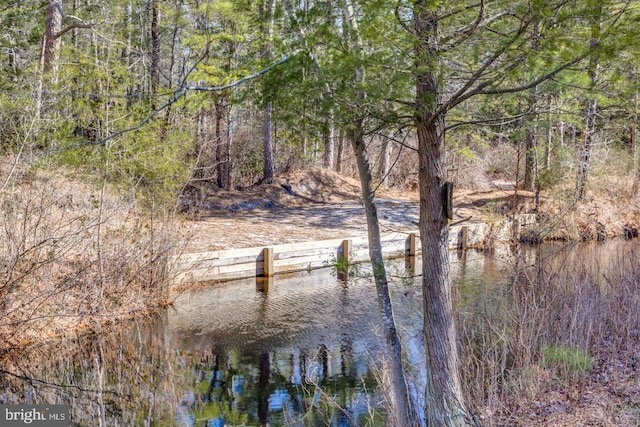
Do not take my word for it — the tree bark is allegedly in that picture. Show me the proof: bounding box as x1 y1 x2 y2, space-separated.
262 0 277 184
38 0 63 116
150 1 161 95
215 96 226 188
575 7 601 203
413 2 473 426
378 133 393 187
632 92 639 196
322 119 335 169
545 94 553 170
335 128 344 173
42 0 63 79
226 104 234 189
263 101 275 184
575 97 597 201
523 88 538 192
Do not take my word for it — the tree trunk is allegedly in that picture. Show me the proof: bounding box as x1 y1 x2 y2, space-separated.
349 120 414 427
150 1 161 95
215 96 226 188
631 93 639 195
575 97 597 201
417 119 470 427
343 2 413 425
263 101 275 184
414 2 473 426
322 119 335 169
378 133 393 187
262 0 277 184
168 0 180 89
523 88 538 192
575 8 601 203
227 104 234 189
42 0 63 79
336 128 344 173
38 0 63 116
545 94 553 170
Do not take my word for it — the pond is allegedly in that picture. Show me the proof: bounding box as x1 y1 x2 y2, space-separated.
0 240 636 426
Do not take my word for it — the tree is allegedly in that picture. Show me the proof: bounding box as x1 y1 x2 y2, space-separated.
575 1 604 202
150 0 161 95
341 2 414 424
42 0 63 79
262 0 277 184
274 1 609 424
407 0 606 424
412 4 469 424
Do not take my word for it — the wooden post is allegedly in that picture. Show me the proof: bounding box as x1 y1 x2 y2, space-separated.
338 239 352 281
460 226 468 251
263 247 274 277
341 239 352 264
512 218 521 244
256 276 274 292
406 233 418 270
408 233 418 256
405 254 416 270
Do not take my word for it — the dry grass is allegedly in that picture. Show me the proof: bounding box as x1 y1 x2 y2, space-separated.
0 155 177 349
460 245 640 426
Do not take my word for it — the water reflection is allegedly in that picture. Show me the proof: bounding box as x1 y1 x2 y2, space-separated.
1 240 637 426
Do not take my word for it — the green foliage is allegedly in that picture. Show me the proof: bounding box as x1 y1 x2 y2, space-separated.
1 0 640 201
335 256 350 275
541 345 594 375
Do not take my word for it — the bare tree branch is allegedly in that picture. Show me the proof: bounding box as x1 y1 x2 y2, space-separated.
0 368 121 397
55 24 92 38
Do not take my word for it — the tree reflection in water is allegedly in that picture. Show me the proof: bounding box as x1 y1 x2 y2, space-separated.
0 314 383 426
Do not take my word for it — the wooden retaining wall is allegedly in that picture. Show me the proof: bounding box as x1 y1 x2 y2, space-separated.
170 214 537 285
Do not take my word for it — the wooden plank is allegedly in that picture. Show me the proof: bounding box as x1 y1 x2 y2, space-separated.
171 251 220 263
216 246 265 260
172 246 264 265
513 218 521 243
274 253 335 268
172 223 519 284
272 238 349 254
406 255 417 270
275 246 341 261
173 266 220 284
202 253 264 268
381 240 409 254
218 261 263 275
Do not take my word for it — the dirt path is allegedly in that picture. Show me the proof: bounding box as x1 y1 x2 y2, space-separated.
175 168 530 253
177 199 421 252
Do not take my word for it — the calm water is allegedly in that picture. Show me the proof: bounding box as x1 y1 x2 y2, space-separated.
0 240 636 426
